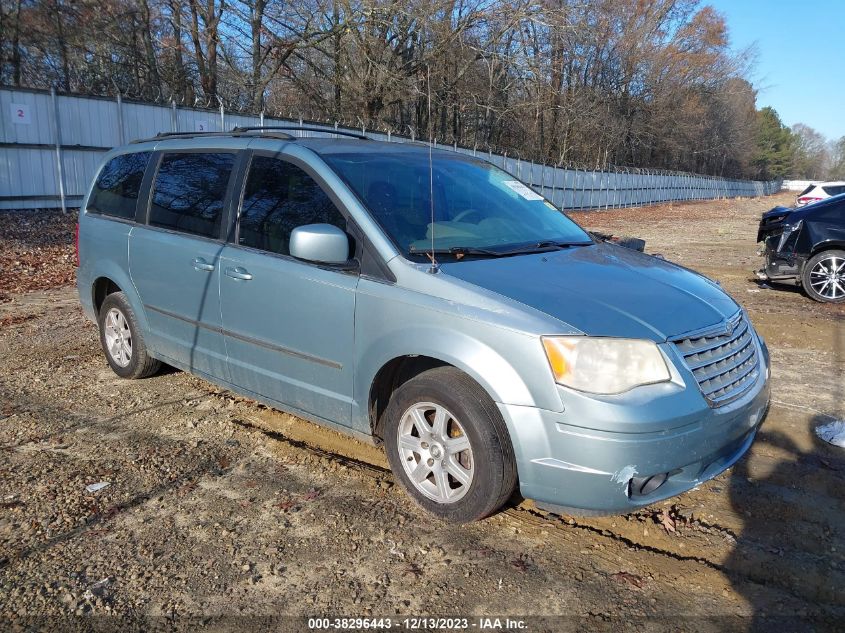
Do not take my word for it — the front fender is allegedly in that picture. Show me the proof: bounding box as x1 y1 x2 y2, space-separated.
351 280 564 432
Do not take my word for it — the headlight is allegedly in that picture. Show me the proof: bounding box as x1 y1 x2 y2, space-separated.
776 220 803 253
542 336 671 394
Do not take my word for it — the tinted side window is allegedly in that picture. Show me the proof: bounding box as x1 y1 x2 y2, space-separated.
88 152 150 219
149 152 235 238
822 185 845 196
238 156 345 255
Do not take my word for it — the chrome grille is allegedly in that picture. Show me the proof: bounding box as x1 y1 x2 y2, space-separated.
672 311 760 407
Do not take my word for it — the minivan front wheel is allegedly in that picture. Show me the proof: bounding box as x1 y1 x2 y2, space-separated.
802 249 845 303
98 292 161 379
384 367 516 522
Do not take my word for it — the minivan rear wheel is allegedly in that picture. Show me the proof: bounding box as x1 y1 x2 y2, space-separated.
802 249 845 303
98 292 161 379
383 367 517 522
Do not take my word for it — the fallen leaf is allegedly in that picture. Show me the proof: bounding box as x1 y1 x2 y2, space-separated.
510 554 533 572
660 508 676 534
611 571 644 589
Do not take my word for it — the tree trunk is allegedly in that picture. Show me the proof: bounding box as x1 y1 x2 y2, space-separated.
9 0 22 85
168 0 190 103
332 1 342 115
250 0 267 110
53 0 70 90
138 0 162 100
188 0 219 100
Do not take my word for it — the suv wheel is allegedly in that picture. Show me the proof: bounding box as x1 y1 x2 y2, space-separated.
98 292 161 379
383 367 517 522
802 250 845 303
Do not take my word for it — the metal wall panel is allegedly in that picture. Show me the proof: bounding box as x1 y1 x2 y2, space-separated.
0 87 782 211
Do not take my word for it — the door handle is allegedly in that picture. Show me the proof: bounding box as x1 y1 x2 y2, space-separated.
192 257 215 272
225 267 253 281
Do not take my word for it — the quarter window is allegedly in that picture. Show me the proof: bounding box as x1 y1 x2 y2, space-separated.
149 152 236 238
238 156 346 256
822 185 845 197
88 152 150 219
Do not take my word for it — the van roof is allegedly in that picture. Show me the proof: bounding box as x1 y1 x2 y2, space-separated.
126 128 468 160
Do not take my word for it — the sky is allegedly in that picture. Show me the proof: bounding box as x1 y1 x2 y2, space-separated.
707 0 845 141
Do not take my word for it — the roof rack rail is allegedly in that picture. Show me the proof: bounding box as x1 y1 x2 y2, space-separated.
156 131 225 139
130 125 368 145
130 131 233 144
131 129 297 144
231 125 369 140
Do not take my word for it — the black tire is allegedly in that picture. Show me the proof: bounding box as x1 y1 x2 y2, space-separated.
383 367 517 522
801 249 845 303
98 292 161 379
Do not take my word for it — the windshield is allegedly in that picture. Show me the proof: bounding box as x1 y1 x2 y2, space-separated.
322 151 591 257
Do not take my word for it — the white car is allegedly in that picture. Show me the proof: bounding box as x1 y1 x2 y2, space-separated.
796 181 845 207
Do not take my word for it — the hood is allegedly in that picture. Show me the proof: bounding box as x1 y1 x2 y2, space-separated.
758 205 795 242
439 242 739 341
758 194 845 242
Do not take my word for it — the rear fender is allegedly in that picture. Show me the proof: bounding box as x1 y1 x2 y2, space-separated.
89 262 151 335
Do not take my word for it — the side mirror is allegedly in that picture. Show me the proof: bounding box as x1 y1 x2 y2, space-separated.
289 224 350 264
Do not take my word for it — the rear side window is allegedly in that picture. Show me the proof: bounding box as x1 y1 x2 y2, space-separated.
237 156 345 256
149 152 236 239
87 152 150 219
822 185 845 196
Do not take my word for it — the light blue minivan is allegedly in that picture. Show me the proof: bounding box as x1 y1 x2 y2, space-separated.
77 128 771 522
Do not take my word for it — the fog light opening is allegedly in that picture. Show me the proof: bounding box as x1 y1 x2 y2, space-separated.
630 472 669 497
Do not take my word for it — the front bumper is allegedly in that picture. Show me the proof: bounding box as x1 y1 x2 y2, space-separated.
498 337 771 514
760 235 803 283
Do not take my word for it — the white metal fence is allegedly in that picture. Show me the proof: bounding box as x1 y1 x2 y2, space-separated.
0 87 782 211
781 180 815 192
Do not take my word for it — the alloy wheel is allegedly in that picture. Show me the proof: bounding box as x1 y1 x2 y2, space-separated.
396 402 474 503
103 307 132 367
809 255 845 300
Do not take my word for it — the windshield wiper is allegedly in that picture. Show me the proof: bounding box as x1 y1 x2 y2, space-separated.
407 246 505 258
494 241 591 255
408 241 590 259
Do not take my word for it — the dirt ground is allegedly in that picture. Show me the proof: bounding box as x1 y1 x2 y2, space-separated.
0 194 843 631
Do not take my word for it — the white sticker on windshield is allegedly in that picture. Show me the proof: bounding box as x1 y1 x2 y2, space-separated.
503 180 544 201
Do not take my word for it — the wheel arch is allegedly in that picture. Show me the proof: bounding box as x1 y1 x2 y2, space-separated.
359 328 545 441
88 266 151 333
368 355 452 441
801 245 845 302
92 277 122 315
809 240 845 259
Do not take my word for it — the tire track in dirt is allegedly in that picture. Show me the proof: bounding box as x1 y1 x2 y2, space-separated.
227 406 845 608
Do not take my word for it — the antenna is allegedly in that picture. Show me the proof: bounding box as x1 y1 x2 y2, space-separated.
426 65 438 274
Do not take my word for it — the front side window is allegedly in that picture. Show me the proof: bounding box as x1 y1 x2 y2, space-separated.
88 152 151 219
149 152 236 238
238 155 346 256
323 151 591 258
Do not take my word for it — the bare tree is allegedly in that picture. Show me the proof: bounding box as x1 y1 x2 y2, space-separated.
0 0 791 178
